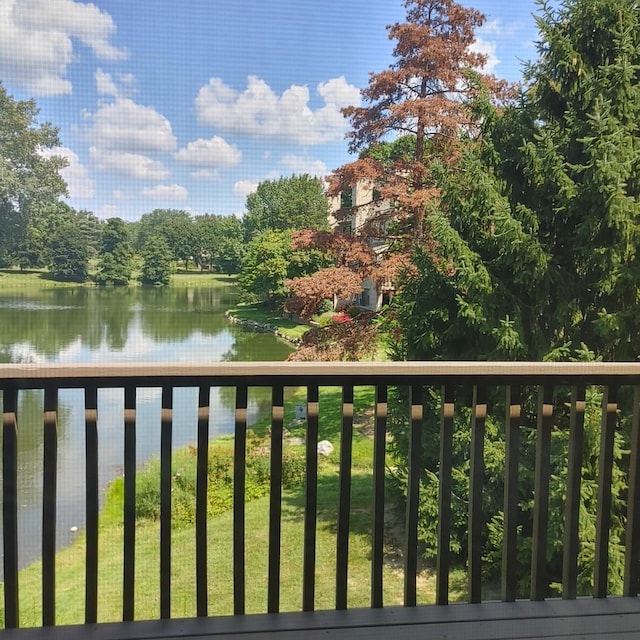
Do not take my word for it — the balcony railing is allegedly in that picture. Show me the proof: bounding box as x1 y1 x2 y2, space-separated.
1 361 640 637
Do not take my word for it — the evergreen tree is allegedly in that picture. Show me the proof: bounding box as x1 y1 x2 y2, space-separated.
140 236 174 285
96 217 133 285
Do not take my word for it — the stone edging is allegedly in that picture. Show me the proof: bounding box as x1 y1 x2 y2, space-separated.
225 311 301 345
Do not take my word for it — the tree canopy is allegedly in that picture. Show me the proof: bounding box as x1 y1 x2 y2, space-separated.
394 0 640 362
243 174 330 240
0 84 68 266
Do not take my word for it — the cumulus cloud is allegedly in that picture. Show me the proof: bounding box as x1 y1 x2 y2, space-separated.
40 146 94 198
471 37 500 75
233 180 259 198
142 184 188 201
89 147 169 180
95 68 135 98
88 98 176 153
281 155 327 177
195 75 360 145
0 0 126 96
175 136 241 168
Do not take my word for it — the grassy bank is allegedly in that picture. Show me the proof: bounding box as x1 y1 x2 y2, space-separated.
0 267 235 290
4 386 463 627
226 302 310 342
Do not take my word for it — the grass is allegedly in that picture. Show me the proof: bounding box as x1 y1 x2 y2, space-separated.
0 267 235 290
3 386 465 627
227 302 311 341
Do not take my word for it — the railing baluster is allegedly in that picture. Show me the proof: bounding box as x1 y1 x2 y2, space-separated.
42 386 58 626
594 384 618 598
562 385 586 600
436 385 454 606
502 385 521 602
160 386 173 619
531 385 553 601
468 385 487 604
267 385 284 614
336 384 354 610
233 385 248 615
2 387 19 629
123 386 136 621
624 386 640 596
85 386 99 624
303 385 319 612
196 385 210 617
372 384 387 609
404 384 422 607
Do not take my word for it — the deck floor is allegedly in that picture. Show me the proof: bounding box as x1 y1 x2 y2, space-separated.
2 597 640 640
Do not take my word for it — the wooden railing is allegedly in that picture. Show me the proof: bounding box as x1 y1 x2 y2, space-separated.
1 361 640 630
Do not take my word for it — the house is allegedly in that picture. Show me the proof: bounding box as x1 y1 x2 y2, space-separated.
328 180 395 311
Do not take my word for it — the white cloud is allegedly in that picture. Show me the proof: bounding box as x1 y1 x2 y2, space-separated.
191 169 220 180
89 147 169 180
95 69 136 98
281 155 327 177
40 146 94 198
142 184 188 201
195 75 360 145
471 38 500 75
233 180 259 198
0 0 126 96
175 136 241 167
88 98 176 153
97 204 120 219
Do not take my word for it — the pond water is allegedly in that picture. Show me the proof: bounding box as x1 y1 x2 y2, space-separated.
0 283 294 571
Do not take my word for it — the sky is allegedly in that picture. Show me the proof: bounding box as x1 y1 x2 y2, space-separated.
1 0 547 221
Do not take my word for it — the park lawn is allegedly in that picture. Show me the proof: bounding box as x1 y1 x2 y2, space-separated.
8 441 444 627
0 267 235 290
6 386 464 627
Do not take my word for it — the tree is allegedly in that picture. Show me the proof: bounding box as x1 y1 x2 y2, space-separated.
283 0 505 359
243 174 330 240
96 217 133 285
193 214 245 273
135 209 195 270
47 224 89 282
386 0 640 595
0 84 68 265
394 0 640 363
140 236 174 285
327 0 505 239
238 230 330 307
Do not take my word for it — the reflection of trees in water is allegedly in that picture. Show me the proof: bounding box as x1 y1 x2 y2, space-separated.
0 289 95 357
220 327 293 363
93 287 135 350
137 286 232 340
0 390 71 503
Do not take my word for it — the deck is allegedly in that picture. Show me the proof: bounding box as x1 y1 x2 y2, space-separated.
2 362 640 638
2 599 640 639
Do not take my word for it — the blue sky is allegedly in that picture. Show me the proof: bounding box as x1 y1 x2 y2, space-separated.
1 0 545 221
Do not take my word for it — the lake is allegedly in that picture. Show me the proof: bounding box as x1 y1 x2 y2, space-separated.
0 283 294 571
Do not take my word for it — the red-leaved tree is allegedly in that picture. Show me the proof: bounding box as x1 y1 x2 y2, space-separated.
285 0 508 359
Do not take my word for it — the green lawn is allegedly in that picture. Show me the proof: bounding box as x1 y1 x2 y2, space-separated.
0 267 235 290
226 303 311 341
4 386 463 627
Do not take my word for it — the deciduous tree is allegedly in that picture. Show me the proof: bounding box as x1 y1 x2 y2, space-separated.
0 84 67 265
243 174 329 240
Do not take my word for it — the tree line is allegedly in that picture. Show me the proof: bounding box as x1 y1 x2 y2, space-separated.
0 91 329 286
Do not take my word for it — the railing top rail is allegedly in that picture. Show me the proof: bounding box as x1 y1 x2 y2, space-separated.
1 361 640 388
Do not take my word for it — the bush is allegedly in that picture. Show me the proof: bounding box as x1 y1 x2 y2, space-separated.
132 435 307 528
